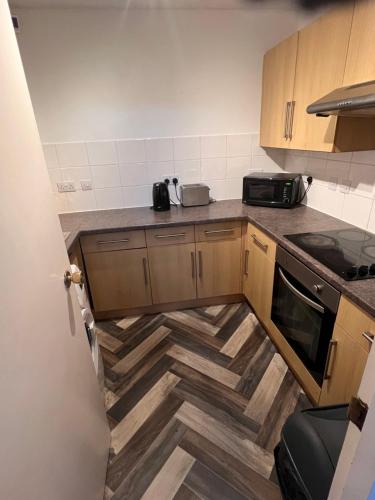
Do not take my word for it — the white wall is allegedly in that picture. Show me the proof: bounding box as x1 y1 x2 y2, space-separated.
284 150 375 232
14 7 301 143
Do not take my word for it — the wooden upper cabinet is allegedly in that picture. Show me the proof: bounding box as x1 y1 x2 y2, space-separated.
260 33 298 148
290 4 354 151
343 0 375 85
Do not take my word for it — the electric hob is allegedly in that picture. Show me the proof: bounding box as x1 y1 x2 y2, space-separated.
285 228 375 281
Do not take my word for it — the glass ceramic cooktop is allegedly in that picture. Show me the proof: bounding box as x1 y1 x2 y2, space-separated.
285 228 375 281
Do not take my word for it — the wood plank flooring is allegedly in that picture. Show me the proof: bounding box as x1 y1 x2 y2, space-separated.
98 302 311 500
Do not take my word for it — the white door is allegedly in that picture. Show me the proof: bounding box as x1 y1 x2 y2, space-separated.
0 3 110 500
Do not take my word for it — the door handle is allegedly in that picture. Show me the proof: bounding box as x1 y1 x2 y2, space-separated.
323 339 337 380
251 233 268 253
97 239 129 245
142 257 148 286
198 251 203 278
278 267 324 314
362 331 374 346
288 100 295 140
204 229 234 236
244 249 250 276
284 102 290 139
64 270 83 288
155 233 186 239
191 252 195 279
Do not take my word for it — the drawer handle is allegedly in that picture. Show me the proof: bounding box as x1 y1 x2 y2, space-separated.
323 339 337 380
97 239 129 245
198 250 203 278
244 249 250 276
142 257 148 286
362 331 374 345
191 252 195 279
251 233 268 253
204 229 234 235
155 233 186 239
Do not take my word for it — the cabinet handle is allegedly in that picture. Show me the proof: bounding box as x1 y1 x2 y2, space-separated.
198 251 203 278
362 331 374 346
284 101 291 139
191 252 195 279
97 238 129 245
251 233 268 253
155 233 186 239
244 249 250 276
323 339 337 380
204 229 234 235
288 100 296 140
142 257 148 286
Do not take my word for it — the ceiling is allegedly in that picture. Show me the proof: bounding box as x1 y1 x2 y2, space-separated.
9 0 298 10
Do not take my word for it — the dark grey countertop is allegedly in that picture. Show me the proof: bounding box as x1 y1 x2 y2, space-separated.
59 199 375 317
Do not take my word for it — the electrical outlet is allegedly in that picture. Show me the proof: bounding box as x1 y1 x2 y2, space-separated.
57 181 76 193
81 179 93 191
164 176 179 185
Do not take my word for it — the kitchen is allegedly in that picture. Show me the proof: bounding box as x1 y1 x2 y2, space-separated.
2 0 375 499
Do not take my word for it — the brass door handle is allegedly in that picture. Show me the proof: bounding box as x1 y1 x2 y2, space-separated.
323 339 337 380
64 270 84 288
251 234 268 253
284 101 291 139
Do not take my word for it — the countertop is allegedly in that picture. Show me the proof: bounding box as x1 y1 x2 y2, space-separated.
59 199 375 317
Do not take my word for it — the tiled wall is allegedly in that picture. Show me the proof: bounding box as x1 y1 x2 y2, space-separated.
44 134 284 213
284 149 375 232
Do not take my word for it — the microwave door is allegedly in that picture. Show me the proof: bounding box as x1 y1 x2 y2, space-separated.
249 181 277 202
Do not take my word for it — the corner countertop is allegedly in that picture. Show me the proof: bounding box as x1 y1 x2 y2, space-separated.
59 199 375 317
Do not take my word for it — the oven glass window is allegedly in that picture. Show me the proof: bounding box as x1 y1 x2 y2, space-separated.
271 266 334 386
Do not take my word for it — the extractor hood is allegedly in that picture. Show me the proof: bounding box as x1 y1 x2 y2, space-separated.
307 80 375 117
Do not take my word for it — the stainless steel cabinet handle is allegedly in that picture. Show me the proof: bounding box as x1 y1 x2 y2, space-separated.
278 267 325 313
288 100 296 140
142 257 148 286
244 249 250 276
204 229 234 235
191 252 195 279
251 233 268 253
97 239 129 245
362 331 374 345
198 251 203 278
323 339 337 380
155 233 186 239
284 101 291 139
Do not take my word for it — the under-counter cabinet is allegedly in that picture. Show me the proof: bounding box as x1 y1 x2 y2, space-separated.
81 230 152 313
195 222 242 299
259 33 298 148
320 296 374 405
146 226 196 304
243 223 276 326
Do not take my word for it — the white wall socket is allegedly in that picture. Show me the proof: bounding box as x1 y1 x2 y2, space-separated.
57 181 76 193
81 180 93 191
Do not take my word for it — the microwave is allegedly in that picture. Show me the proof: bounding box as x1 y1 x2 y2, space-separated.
242 172 303 208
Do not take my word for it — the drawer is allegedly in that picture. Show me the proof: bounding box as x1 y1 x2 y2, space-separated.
195 221 242 242
336 296 375 353
146 225 195 247
80 230 146 253
247 222 276 261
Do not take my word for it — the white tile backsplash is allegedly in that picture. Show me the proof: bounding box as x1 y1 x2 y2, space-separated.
116 139 146 163
95 187 124 210
119 163 148 187
174 160 201 184
201 135 227 159
86 141 117 165
145 138 173 162
173 137 200 160
91 165 121 189
43 144 59 169
285 149 375 232
56 142 88 167
201 157 227 180
226 156 252 178
227 134 251 157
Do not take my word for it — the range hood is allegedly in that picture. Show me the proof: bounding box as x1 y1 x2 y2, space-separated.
307 80 375 117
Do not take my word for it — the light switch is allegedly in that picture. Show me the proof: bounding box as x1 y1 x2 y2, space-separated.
81 180 93 191
57 181 76 193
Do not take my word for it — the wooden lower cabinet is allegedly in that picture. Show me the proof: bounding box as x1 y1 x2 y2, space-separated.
196 239 242 298
84 248 152 312
243 224 276 326
148 243 197 304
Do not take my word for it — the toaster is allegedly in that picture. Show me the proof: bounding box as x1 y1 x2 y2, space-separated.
180 183 210 207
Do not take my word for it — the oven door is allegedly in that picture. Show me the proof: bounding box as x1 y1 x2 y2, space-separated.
271 264 335 386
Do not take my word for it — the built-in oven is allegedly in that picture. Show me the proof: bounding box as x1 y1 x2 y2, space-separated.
271 246 341 386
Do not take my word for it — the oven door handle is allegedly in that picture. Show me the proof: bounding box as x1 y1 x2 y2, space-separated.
278 267 325 314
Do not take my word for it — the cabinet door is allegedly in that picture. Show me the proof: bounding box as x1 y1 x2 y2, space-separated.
290 5 354 151
260 33 298 148
320 324 369 405
196 239 242 298
148 243 197 304
84 248 152 312
343 0 375 85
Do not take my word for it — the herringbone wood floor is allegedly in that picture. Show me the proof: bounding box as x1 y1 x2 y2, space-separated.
97 302 310 500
